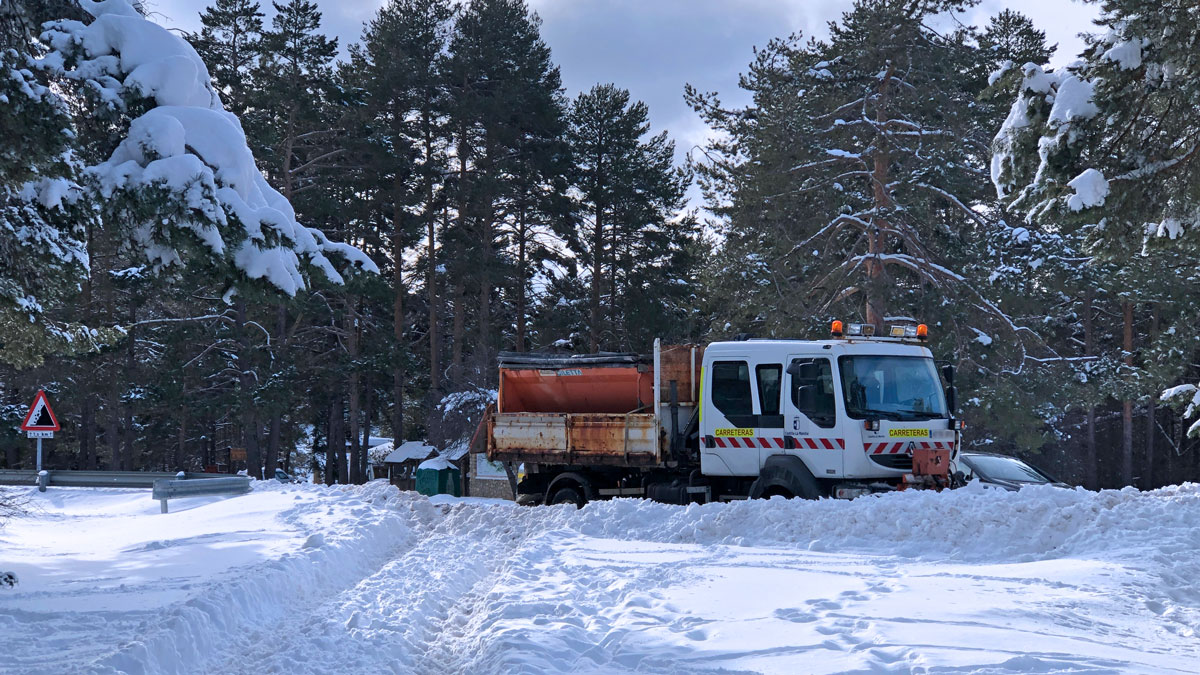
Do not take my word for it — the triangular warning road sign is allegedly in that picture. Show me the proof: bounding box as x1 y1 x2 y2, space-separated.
20 390 60 432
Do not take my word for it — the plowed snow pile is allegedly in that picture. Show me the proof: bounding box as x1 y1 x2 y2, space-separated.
2 481 1198 674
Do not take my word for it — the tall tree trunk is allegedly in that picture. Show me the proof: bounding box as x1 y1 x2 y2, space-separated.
267 304 290 478
609 216 619 345
235 300 262 479
426 121 441 393
1121 300 1134 486
1083 288 1098 488
590 200 604 353
175 405 186 471
348 303 362 485
450 279 466 384
361 374 373 479
266 415 281 479
865 63 896 332
477 206 493 369
516 209 528 353
122 300 136 470
107 401 121 471
81 212 96 470
324 402 337 485
393 180 406 445
82 397 96 470
338 393 349 485
1145 304 1159 489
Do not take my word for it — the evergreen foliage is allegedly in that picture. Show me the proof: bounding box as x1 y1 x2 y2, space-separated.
2 0 1197 488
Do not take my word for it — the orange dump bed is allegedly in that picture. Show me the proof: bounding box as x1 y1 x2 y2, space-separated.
499 366 652 414
488 346 703 467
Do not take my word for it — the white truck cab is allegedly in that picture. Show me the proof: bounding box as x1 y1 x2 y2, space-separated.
698 326 959 494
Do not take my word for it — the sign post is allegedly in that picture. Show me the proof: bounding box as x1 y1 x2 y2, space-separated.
20 390 60 473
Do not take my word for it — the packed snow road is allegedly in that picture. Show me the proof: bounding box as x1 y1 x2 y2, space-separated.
1 482 1198 674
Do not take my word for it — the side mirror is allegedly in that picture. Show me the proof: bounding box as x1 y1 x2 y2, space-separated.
941 363 955 385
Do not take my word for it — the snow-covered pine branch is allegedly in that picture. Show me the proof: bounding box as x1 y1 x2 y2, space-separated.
36 0 377 297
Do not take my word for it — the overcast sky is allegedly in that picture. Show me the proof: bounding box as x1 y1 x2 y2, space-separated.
145 0 1099 194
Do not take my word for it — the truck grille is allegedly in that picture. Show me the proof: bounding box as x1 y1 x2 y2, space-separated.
870 454 911 471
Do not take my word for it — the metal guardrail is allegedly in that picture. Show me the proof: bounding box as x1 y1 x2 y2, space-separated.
0 469 234 489
152 476 252 513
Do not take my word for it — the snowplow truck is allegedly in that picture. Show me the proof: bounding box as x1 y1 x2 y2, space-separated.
486 321 962 506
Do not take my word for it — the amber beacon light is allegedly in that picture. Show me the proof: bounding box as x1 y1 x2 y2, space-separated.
830 320 844 337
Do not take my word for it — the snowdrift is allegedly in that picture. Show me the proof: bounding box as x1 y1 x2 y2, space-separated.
3 481 1197 673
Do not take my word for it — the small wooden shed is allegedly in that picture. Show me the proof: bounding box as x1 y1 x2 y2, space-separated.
381 441 437 491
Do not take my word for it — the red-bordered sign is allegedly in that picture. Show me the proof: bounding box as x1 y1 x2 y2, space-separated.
20 390 60 432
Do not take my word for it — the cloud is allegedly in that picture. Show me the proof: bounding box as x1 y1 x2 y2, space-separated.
143 0 1098 211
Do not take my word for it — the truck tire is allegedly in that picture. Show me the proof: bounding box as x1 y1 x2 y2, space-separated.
549 486 585 508
749 455 824 500
544 471 592 508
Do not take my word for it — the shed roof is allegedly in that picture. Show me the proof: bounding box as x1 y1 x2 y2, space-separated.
382 441 436 464
442 440 471 461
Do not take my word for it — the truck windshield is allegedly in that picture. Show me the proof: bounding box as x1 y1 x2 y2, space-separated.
838 355 947 420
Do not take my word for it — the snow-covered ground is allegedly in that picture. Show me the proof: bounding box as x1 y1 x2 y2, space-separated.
1 482 1198 674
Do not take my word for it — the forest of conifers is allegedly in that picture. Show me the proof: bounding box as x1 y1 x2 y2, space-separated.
2 0 1199 489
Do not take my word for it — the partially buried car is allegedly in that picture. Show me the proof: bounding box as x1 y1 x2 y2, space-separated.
957 452 1070 491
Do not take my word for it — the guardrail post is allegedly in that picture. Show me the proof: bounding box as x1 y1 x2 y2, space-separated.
37 470 49 492
160 498 169 514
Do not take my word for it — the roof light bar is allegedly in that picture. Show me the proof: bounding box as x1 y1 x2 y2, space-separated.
885 323 931 341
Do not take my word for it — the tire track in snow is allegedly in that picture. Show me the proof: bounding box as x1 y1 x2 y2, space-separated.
87 486 419 675
211 499 546 674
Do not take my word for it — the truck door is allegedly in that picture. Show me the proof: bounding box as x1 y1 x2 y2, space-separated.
780 356 844 478
702 359 763 476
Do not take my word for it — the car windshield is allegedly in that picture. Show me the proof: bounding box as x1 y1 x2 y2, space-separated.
838 355 947 420
965 455 1050 483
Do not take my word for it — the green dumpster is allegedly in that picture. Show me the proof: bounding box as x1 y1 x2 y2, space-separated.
415 456 461 497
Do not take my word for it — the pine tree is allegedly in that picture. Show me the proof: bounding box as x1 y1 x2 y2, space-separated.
0 48 92 368
978 9 1055 79
690 0 1020 351
192 0 264 119
568 84 693 352
445 0 566 368
992 0 1200 485
20 0 374 477
350 0 454 443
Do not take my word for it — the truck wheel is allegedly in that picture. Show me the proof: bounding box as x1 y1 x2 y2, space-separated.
549 486 585 508
750 456 824 500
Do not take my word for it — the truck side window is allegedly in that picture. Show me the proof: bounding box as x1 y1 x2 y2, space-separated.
790 358 835 428
756 364 782 416
711 361 753 419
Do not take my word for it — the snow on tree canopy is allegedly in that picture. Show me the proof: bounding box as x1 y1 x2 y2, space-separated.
38 0 377 295
1102 38 1147 71
1047 75 1098 125
1066 169 1109 212
991 64 1100 207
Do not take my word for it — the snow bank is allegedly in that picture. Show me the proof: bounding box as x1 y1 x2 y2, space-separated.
405 482 1199 564
6 481 1199 673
